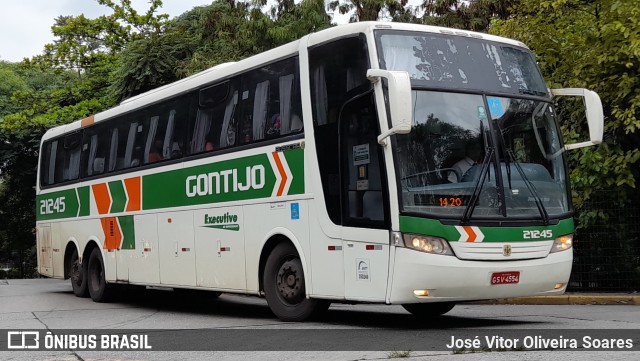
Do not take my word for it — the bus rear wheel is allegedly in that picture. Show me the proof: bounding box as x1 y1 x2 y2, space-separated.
402 302 456 318
263 242 329 321
87 247 114 302
69 248 88 297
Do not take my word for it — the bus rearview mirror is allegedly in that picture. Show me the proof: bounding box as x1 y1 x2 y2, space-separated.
366 69 413 145
551 88 604 150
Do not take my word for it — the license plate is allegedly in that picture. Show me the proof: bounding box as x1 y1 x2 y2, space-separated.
491 271 520 285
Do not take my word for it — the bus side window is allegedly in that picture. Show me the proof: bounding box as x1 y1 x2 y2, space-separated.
81 124 109 178
190 81 237 153
238 57 302 145
53 132 82 184
40 140 57 186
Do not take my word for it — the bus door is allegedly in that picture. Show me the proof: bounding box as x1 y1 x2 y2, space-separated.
339 93 391 302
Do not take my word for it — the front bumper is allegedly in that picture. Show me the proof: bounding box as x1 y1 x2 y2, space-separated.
389 247 572 304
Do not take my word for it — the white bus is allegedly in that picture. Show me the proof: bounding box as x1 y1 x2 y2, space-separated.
36 22 603 321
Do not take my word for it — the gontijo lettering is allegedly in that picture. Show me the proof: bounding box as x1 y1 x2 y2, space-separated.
186 165 265 197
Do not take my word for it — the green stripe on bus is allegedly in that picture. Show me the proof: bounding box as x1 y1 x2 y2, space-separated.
118 215 135 249
399 216 574 242
77 186 90 217
284 148 305 195
37 149 305 220
109 181 127 213
36 189 80 221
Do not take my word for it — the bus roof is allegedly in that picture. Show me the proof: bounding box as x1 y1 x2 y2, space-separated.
41 21 528 142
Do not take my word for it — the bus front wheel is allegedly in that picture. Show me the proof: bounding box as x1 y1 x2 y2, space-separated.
87 247 114 302
263 242 329 321
69 248 88 297
402 302 456 317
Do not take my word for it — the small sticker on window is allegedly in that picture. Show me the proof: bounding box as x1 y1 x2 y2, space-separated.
242 90 249 100
487 97 506 118
478 106 487 120
353 144 370 166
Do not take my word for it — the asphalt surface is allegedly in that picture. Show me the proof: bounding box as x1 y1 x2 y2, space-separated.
1 279 639 360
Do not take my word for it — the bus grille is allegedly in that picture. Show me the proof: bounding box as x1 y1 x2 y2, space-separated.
449 241 554 260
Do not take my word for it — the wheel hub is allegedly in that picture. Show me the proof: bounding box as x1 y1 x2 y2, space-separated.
276 260 303 303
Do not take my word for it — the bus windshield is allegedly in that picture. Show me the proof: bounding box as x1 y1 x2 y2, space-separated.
393 91 570 220
375 30 548 97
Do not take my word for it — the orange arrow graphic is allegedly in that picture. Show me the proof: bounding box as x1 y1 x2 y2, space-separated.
272 152 288 196
92 183 111 215
463 226 477 242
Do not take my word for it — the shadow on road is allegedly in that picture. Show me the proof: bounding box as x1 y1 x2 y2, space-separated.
73 286 542 329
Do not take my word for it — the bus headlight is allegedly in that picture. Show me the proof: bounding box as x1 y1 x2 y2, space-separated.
550 234 573 253
403 234 454 256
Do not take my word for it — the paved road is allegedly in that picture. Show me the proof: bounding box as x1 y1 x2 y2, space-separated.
1 279 638 360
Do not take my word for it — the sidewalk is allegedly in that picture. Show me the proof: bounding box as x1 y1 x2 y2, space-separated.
482 293 640 305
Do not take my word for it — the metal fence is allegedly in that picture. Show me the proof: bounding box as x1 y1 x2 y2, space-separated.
568 191 640 292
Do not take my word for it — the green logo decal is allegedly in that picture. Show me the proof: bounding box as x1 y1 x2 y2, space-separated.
203 212 240 231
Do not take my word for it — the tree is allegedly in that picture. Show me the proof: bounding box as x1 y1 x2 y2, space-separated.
421 0 519 31
110 0 333 101
492 0 640 290
328 0 410 22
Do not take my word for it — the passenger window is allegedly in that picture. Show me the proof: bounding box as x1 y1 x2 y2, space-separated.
190 81 238 154
53 132 82 184
82 124 110 177
109 112 146 171
40 140 57 186
238 57 302 145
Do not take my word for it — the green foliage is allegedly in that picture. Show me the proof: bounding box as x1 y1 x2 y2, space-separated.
421 0 519 31
110 0 332 101
328 0 410 22
0 62 29 117
492 0 640 204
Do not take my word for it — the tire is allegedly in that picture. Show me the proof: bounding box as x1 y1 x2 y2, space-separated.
263 242 330 321
402 302 456 318
69 248 88 297
87 247 114 302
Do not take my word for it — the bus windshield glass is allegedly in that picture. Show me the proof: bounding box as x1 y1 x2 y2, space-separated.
393 90 570 220
375 30 548 97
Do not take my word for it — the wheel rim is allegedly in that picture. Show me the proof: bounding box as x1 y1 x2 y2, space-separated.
276 258 304 304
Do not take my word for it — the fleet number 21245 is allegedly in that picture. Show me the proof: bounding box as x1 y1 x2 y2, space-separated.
523 230 552 239
40 197 65 214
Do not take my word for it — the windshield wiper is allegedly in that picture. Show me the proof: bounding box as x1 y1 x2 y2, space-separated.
495 121 550 225
519 89 547 97
461 148 494 225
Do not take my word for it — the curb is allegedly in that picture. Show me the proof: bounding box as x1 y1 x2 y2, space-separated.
478 294 640 305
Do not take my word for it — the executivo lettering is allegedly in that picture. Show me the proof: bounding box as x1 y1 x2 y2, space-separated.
186 165 265 198
203 212 240 231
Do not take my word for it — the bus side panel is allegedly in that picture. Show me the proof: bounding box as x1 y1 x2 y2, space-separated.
307 205 345 298
244 200 310 294
36 224 53 277
158 211 196 286
194 206 246 290
128 214 160 285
